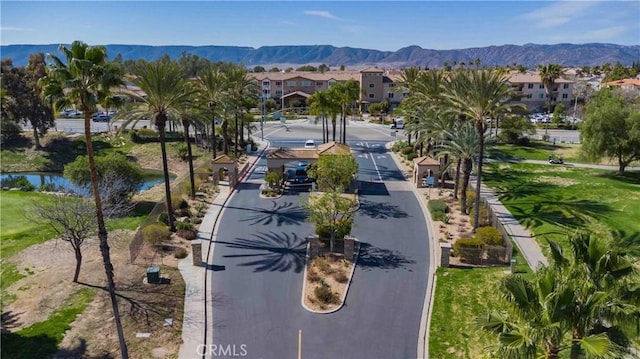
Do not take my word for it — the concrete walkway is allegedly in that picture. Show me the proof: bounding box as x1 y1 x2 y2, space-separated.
178 138 268 359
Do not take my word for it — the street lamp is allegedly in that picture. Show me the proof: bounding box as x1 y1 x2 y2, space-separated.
208 101 217 159
260 95 265 141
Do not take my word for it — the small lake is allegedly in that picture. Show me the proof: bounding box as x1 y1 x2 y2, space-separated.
0 171 171 194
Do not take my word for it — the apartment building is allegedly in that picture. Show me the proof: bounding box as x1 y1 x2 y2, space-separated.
249 68 574 113
508 72 575 112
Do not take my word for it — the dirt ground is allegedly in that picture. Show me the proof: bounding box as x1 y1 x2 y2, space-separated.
304 254 353 312
1 139 215 358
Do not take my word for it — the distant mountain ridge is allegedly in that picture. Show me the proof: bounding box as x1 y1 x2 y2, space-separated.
2 43 638 68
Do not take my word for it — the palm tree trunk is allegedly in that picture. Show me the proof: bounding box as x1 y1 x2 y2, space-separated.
453 158 461 200
83 113 129 359
342 113 347 144
408 132 412 146
212 117 217 159
222 120 229 155
322 114 326 143
473 121 485 231
338 117 343 143
183 120 196 199
461 158 472 214
157 117 175 231
234 111 238 157
332 118 336 142
32 127 42 149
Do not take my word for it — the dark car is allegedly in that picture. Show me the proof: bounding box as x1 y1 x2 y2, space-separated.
287 165 314 184
92 114 110 122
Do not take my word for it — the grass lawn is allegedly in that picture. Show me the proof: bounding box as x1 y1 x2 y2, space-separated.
429 266 506 358
489 140 582 162
0 287 95 359
482 162 640 252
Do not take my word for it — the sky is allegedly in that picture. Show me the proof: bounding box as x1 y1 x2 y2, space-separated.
1 1 639 51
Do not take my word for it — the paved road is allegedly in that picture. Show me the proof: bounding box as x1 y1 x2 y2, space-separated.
21 118 152 133
208 123 430 358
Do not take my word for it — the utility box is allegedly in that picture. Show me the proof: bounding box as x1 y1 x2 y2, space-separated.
147 266 160 284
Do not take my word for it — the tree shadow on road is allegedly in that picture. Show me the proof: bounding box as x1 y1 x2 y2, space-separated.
358 199 408 219
229 200 307 227
217 232 307 273
357 243 415 271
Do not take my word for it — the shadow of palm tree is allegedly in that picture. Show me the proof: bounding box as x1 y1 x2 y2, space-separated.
229 200 307 226
217 232 307 273
357 243 415 271
358 199 408 219
355 180 390 196
1 311 23 332
595 171 640 185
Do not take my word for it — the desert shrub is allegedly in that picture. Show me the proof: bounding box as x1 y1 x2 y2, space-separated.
333 271 348 283
174 247 188 259
401 146 415 156
453 237 484 264
406 153 418 161
158 212 170 225
195 203 207 213
460 190 476 213
192 218 203 225
176 222 194 230
475 226 502 245
469 206 489 227
142 223 171 245
315 256 332 274
130 128 159 143
428 199 448 222
174 142 188 161
177 229 197 240
314 282 338 304
486 245 506 263
172 195 189 210
307 269 321 283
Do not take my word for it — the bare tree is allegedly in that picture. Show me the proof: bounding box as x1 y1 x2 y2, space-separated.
27 195 96 283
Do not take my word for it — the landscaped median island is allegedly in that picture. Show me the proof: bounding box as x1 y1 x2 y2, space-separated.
303 251 357 312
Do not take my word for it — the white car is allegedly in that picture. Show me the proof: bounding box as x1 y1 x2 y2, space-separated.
304 139 316 148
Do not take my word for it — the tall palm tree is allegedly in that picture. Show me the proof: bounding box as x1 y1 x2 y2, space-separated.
308 90 338 143
438 121 485 212
224 65 255 156
180 108 206 199
443 69 522 231
197 66 226 159
330 79 359 144
119 59 195 231
41 40 129 358
538 64 563 115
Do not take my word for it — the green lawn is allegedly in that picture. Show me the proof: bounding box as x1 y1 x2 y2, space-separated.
483 162 640 252
429 266 505 358
1 287 95 359
489 140 582 162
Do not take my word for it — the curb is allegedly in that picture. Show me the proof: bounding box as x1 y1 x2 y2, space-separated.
300 241 361 314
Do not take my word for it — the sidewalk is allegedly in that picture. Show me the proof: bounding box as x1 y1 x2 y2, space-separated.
178 138 269 359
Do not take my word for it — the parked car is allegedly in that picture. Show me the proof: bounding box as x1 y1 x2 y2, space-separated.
548 154 564 164
304 139 316 148
287 164 314 184
391 117 404 129
92 114 110 122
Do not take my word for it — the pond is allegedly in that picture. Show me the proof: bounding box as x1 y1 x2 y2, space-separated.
0 171 173 194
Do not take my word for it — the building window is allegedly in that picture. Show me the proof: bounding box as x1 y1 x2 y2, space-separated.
369 94 374 98
316 82 323 86
262 81 270 86
539 84 544 89
328 81 335 88
275 81 282 86
388 93 394 98
369 84 375 88
300 81 312 87
563 84 569 89
538 93 545 99
562 93 568 99
275 90 282 96
286 81 296 86
389 83 395 87
527 84 534 89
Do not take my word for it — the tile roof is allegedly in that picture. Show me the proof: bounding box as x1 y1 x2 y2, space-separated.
602 79 640 87
413 156 440 166
317 141 351 155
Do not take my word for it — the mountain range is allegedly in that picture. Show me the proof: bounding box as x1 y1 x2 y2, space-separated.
2 43 638 69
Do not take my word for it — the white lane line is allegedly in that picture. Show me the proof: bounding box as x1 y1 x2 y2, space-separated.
365 142 383 182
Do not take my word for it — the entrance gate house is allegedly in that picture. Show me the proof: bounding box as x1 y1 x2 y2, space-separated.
212 154 238 187
265 141 351 177
413 156 440 188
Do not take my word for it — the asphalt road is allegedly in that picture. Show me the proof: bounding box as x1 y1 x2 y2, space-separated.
21 118 152 133
208 120 430 359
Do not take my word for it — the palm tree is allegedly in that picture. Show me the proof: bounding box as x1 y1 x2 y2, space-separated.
197 66 226 159
438 121 485 212
180 108 206 199
443 69 522 231
308 90 338 143
538 64 563 116
481 234 639 358
41 40 129 358
120 59 195 231
224 65 255 156
329 79 359 144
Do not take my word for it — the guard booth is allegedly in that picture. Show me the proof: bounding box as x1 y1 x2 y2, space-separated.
212 154 238 187
412 156 440 188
